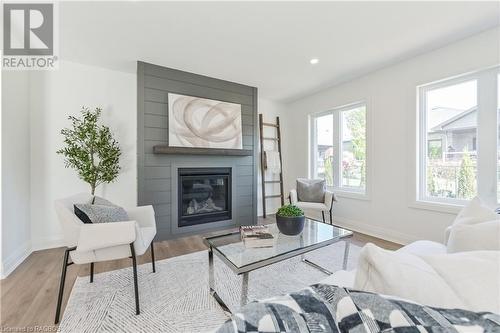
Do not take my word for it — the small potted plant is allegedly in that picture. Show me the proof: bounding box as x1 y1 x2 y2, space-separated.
276 204 305 236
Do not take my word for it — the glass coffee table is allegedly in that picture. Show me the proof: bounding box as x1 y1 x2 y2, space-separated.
203 218 353 312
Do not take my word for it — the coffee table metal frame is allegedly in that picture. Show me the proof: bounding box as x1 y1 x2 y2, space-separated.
203 221 353 313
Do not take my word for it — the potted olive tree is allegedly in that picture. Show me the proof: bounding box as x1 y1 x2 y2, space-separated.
57 107 121 196
276 204 305 236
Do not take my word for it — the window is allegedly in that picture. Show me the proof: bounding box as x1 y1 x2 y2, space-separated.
312 114 334 186
341 106 366 190
422 79 478 200
418 67 499 205
311 102 367 195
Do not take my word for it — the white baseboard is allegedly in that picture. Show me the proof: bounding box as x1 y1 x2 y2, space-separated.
333 216 419 246
31 234 65 251
1 240 32 279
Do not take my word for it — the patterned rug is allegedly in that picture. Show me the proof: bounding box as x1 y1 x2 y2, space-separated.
59 241 360 333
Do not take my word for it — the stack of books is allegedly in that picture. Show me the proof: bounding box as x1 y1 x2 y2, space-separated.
240 225 275 248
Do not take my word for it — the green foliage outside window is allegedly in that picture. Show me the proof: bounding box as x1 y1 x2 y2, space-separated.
457 150 475 199
428 141 443 160
345 108 366 187
427 168 437 196
323 155 333 186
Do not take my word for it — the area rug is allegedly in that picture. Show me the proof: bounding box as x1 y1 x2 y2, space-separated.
59 241 361 333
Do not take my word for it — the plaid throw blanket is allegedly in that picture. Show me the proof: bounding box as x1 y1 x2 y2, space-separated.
216 284 500 333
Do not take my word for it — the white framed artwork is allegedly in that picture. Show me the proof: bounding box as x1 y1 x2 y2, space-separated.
168 93 243 149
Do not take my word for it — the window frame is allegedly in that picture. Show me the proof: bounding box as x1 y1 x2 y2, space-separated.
417 66 499 207
310 101 369 199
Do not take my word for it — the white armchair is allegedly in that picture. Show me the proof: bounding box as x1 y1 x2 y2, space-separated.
53 193 157 324
290 188 336 224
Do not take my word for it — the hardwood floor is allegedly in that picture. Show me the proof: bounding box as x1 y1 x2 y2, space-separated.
0 217 400 331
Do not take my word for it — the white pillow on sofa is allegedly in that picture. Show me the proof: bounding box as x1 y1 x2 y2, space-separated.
444 196 498 244
453 196 497 226
447 220 500 253
354 243 500 313
353 243 466 309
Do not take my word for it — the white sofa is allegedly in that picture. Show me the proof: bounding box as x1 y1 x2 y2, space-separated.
321 197 500 313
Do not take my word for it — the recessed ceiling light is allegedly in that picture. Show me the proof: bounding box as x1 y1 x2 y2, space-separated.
310 58 319 65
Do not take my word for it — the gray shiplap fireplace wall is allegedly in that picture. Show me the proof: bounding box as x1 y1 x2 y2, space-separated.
137 61 258 240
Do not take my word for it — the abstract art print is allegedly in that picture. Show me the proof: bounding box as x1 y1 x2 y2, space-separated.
168 93 243 149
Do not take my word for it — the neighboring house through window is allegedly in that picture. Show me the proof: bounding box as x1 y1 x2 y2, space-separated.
418 66 499 206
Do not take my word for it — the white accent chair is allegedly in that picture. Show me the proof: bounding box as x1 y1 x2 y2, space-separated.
289 188 336 224
54 193 157 324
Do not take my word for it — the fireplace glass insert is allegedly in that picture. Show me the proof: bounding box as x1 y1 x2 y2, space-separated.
178 167 232 227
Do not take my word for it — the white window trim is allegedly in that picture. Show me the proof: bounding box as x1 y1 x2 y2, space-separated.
310 100 371 200
416 66 499 210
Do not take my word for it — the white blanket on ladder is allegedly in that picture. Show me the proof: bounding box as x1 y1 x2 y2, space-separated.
265 151 281 174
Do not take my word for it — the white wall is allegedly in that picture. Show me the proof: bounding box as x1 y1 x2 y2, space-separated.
257 99 286 216
282 28 500 244
29 61 137 250
1 71 32 278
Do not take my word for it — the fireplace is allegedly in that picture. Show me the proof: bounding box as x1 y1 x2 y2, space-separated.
178 167 232 227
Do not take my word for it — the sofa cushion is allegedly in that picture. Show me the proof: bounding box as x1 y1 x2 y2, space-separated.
296 178 325 203
447 220 500 253
353 243 466 309
216 284 500 333
354 243 500 313
453 196 497 226
445 196 498 249
422 251 500 313
396 240 447 256
321 241 447 289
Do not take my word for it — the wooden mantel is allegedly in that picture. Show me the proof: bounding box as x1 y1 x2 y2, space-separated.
153 145 253 156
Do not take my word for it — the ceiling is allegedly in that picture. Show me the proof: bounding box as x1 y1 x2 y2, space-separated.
60 1 500 102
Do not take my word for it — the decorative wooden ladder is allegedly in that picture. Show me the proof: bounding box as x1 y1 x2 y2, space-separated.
259 114 285 218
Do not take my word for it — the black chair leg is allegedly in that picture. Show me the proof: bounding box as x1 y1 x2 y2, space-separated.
321 211 325 223
330 210 333 225
90 263 94 283
130 244 140 315
55 246 75 324
150 242 156 273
